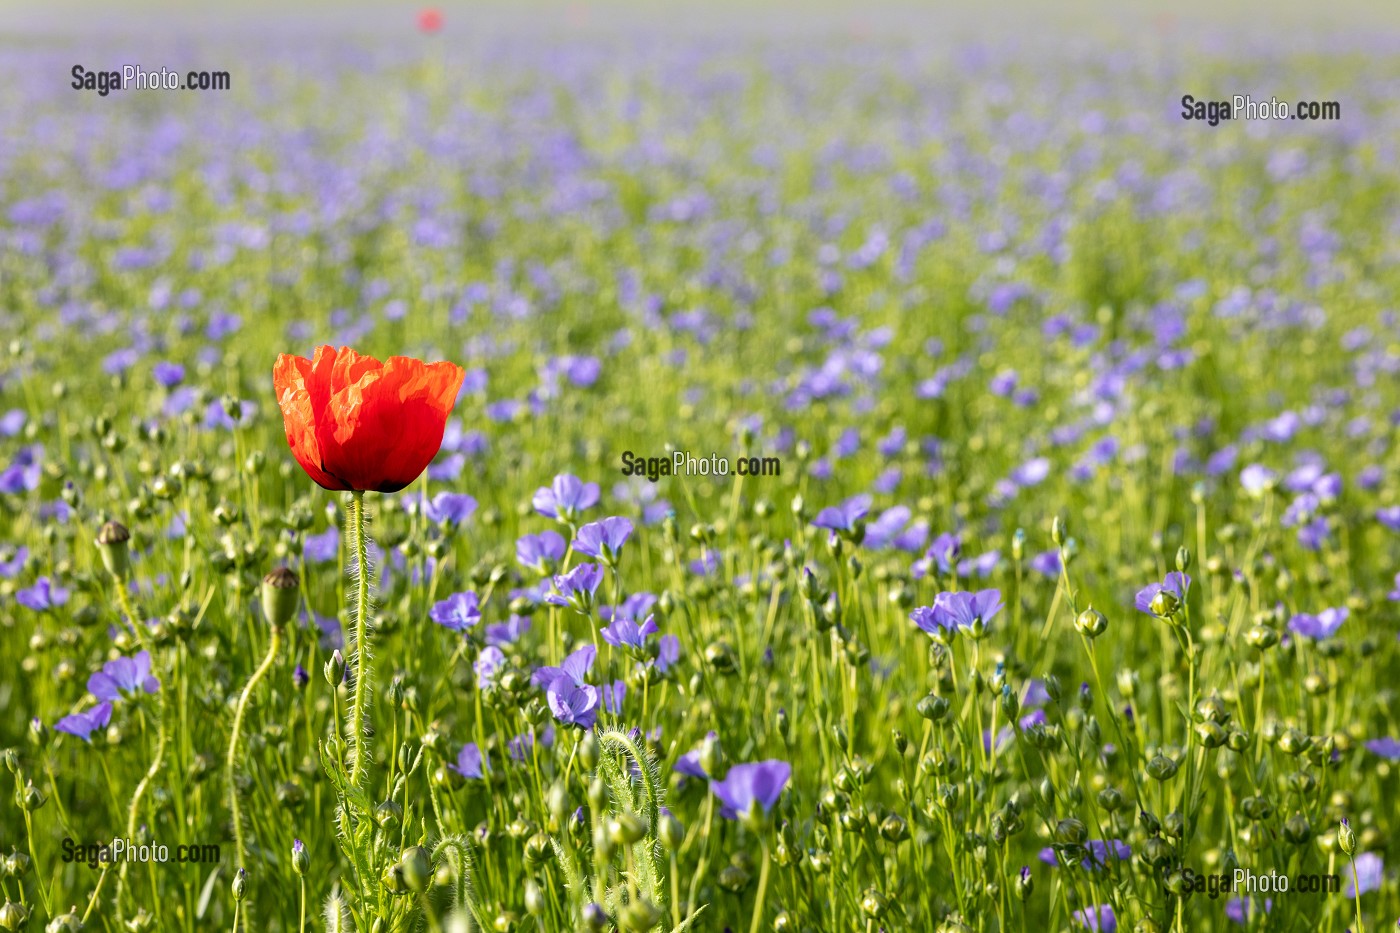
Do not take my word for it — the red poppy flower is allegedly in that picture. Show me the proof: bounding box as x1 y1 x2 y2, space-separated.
418 7 443 32
274 346 465 493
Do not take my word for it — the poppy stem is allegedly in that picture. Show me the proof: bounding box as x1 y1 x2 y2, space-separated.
348 490 372 785
228 625 283 872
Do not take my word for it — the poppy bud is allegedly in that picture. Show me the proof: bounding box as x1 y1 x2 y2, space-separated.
96 521 132 580
658 810 685 851
1051 516 1065 546
375 800 403 829
572 729 597 770
381 862 408 896
608 813 647 846
400 845 433 893
261 567 299 630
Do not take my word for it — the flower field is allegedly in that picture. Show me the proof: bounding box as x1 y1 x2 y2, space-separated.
1 6 1398 932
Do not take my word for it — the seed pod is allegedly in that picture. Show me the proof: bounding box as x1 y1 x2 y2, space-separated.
1075 607 1108 638
1054 818 1088 846
96 521 132 580
261 567 299 629
1146 755 1179 782
917 694 950 722
1283 813 1312 846
0 901 29 932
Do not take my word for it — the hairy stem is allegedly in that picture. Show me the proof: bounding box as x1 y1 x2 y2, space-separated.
227 625 283 869
349 490 373 785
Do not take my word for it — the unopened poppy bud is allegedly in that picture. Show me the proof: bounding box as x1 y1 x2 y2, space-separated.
1051 515 1065 546
917 694 950 722
776 707 791 744
1075 607 1108 638
291 838 309 876
380 862 408 896
577 730 598 771
1244 625 1278 650
375 800 403 829
261 567 299 629
588 777 607 811
608 813 647 846
1338 818 1355 856
659 811 685 851
400 845 433 893
96 521 131 580
232 867 247 901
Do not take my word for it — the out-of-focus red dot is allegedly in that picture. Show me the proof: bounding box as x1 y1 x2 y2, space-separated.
418 8 443 33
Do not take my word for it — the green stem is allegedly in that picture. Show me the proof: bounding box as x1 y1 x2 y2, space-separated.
749 839 771 933
349 490 373 785
227 625 284 869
